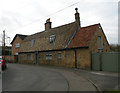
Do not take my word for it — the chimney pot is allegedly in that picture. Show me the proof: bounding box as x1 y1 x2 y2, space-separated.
75 8 80 27
45 18 52 30
46 18 50 22
75 8 78 13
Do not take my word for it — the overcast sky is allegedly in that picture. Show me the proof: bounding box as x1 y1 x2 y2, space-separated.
0 0 119 46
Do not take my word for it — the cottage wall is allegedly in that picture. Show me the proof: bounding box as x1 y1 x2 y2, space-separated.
12 36 23 56
89 26 110 52
18 50 76 68
76 48 91 69
18 48 93 69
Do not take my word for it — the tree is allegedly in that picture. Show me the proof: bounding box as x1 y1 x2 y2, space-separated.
110 44 120 52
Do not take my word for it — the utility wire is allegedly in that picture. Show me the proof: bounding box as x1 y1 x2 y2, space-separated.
45 2 79 18
11 2 80 31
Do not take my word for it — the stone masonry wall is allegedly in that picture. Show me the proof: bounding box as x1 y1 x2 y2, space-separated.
18 48 92 69
89 26 110 52
12 36 23 56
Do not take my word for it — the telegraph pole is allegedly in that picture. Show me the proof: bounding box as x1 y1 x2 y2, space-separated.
2 30 5 56
3 30 5 47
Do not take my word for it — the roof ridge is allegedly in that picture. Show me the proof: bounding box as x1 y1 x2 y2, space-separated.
28 22 76 36
17 34 28 36
81 23 100 28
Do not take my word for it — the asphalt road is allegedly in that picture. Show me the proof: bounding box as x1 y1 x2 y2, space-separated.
2 64 68 91
2 63 97 92
74 69 119 91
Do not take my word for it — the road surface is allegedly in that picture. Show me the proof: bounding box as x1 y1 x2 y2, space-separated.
74 69 119 91
2 63 97 92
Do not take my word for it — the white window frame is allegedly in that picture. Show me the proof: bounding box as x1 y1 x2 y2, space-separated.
49 35 56 44
15 43 20 48
58 53 62 59
98 36 102 49
46 54 52 60
31 40 35 47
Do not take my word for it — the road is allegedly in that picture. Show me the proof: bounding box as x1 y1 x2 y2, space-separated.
2 63 97 92
74 69 119 91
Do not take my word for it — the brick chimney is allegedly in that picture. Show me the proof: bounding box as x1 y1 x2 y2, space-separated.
45 18 52 30
75 8 80 27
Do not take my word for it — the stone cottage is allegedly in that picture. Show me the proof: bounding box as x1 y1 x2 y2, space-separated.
18 8 110 69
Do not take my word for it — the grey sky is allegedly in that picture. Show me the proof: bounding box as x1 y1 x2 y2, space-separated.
0 0 119 45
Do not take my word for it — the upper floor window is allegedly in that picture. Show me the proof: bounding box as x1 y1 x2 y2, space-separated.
15 43 20 48
31 40 35 47
98 36 102 49
49 35 56 44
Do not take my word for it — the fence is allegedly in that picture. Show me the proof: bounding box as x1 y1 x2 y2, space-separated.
92 52 119 72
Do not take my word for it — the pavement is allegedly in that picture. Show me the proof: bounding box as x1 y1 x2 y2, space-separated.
73 69 120 91
2 63 97 92
44 67 97 91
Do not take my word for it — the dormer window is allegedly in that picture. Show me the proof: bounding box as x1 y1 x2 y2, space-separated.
49 35 56 44
31 39 35 47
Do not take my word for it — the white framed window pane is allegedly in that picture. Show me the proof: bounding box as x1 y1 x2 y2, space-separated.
15 43 20 48
46 54 52 60
58 53 62 59
49 35 55 43
98 36 102 49
31 40 35 47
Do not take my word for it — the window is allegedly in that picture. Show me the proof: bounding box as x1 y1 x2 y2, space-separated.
27 54 31 60
58 53 62 59
49 35 56 43
98 36 102 49
15 43 20 48
46 54 52 60
15 52 18 55
31 40 35 47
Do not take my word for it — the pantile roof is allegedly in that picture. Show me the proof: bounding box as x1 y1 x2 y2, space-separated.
68 23 99 48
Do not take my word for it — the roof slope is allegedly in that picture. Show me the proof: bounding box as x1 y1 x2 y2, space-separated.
19 22 78 52
68 24 99 48
11 34 28 44
18 34 28 40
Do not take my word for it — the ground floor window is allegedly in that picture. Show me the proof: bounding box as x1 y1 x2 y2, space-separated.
46 54 52 60
58 53 62 59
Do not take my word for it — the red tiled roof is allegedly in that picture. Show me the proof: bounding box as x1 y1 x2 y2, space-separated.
68 24 99 48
